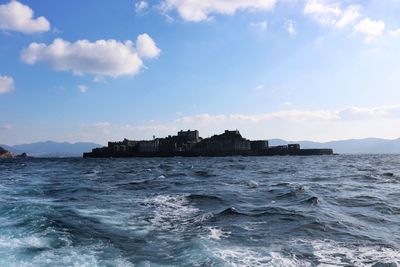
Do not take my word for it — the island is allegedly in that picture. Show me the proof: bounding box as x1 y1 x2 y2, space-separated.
83 129 333 158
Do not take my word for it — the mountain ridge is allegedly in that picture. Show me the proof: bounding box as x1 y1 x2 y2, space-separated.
0 141 102 157
269 137 400 154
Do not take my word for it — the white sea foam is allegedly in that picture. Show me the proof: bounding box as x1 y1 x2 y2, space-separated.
75 207 151 236
0 241 134 267
208 240 400 267
85 167 101 180
207 227 230 240
247 180 259 188
211 246 308 267
0 235 49 249
144 194 199 232
306 239 400 266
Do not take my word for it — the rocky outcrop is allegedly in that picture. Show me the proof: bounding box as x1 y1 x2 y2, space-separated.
0 147 13 158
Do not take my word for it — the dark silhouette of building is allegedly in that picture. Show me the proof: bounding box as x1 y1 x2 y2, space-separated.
83 129 334 158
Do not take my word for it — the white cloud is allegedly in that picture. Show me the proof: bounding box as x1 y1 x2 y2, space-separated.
304 0 341 25
338 105 400 120
175 105 400 125
21 34 161 77
135 1 149 13
388 28 400 37
0 0 50 33
282 101 293 107
284 19 297 35
0 75 14 94
354 18 385 43
69 104 400 144
175 110 340 124
93 76 107 83
250 20 268 32
304 0 360 28
78 85 88 93
87 122 112 135
335 5 360 28
160 0 277 22
136 33 161 58
254 84 265 92
0 124 13 130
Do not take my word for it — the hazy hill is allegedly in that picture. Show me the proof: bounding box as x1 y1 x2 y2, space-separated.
1 138 400 157
269 138 400 154
0 141 102 157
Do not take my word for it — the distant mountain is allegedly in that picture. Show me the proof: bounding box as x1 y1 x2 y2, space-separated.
0 141 102 157
1 138 400 157
269 138 400 154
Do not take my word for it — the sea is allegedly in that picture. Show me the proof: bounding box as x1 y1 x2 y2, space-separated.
0 155 400 267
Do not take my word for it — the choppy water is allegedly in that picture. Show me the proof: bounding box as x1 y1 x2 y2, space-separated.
1 155 400 266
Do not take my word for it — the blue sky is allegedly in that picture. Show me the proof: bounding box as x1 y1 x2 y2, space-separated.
1 0 400 145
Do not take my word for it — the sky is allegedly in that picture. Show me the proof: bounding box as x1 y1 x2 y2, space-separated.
1 0 400 145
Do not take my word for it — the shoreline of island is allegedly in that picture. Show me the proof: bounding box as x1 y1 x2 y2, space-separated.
83 129 334 158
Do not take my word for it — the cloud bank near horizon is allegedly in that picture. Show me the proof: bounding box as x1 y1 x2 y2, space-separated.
35 104 400 145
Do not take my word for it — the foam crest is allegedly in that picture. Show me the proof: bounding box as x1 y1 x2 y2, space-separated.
0 241 134 267
143 194 199 232
212 246 307 267
0 235 49 249
207 227 230 240
310 240 400 266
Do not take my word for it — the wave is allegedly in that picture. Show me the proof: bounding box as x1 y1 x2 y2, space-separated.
187 194 224 203
210 246 305 267
213 206 308 220
2 155 400 265
192 170 216 177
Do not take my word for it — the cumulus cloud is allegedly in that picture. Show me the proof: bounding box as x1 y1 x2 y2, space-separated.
136 33 161 58
160 0 277 22
0 75 14 94
335 5 361 28
21 34 160 77
354 18 385 43
93 76 107 83
284 19 297 35
135 1 149 13
254 84 265 92
250 20 268 32
389 28 400 37
78 85 88 93
0 0 50 33
304 0 360 28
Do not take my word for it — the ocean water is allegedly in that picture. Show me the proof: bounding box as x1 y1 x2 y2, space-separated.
1 155 400 267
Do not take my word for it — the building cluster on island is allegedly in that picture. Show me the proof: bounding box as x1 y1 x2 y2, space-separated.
83 129 334 158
